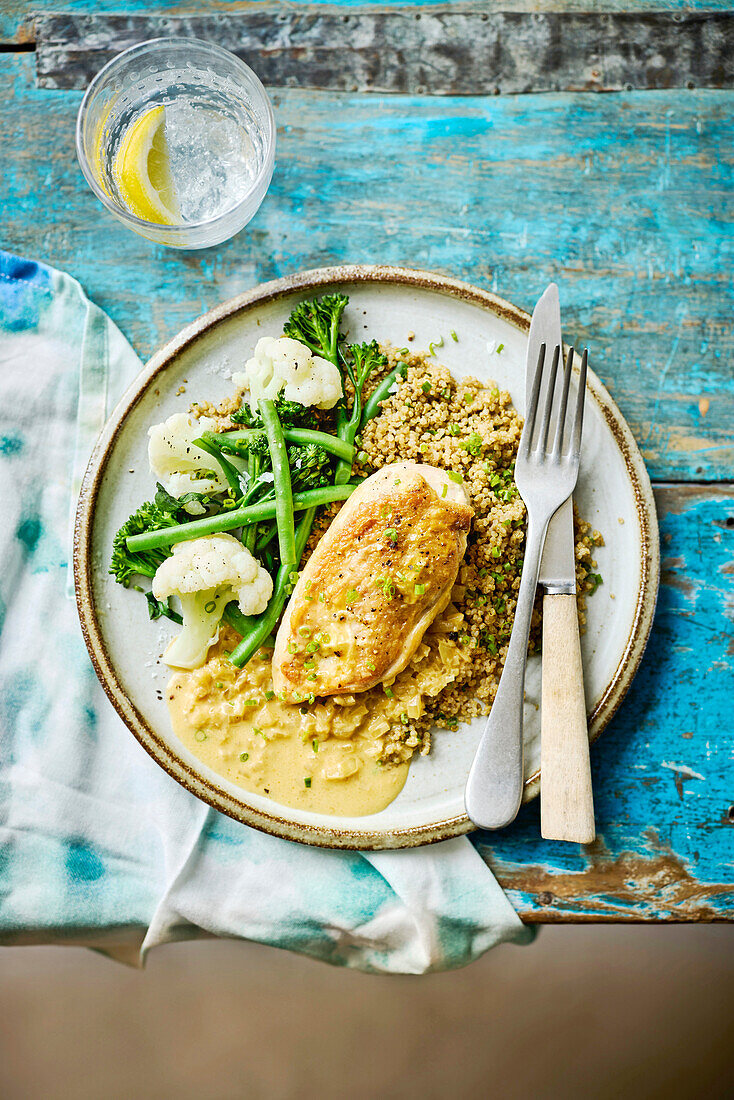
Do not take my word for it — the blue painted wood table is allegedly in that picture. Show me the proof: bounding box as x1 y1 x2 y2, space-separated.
2 1 732 921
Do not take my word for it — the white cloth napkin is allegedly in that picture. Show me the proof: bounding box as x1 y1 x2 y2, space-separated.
0 251 532 972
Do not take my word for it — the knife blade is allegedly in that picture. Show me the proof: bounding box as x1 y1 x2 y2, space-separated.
525 284 576 593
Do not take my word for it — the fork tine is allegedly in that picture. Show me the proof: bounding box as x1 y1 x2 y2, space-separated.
552 346 573 457
569 348 588 456
538 344 560 453
522 342 545 453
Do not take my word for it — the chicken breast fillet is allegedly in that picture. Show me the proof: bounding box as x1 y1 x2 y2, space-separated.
272 462 473 701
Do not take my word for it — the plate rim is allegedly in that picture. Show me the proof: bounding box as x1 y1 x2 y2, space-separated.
74 263 660 850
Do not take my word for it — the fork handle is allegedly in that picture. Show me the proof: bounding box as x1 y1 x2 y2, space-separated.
540 594 595 843
465 512 550 830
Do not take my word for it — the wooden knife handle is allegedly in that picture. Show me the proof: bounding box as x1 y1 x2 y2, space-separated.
540 593 596 843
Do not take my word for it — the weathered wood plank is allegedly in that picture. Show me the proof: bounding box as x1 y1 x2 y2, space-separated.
33 9 734 93
481 484 734 921
6 1 734 46
4 53 731 480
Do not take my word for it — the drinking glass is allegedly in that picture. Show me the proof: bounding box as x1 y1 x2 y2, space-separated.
76 38 276 249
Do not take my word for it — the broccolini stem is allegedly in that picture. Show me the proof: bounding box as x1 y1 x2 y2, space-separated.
334 400 364 484
201 428 355 464
125 484 355 554
227 507 317 668
255 521 278 552
191 436 243 497
360 361 408 428
243 450 259 553
259 399 295 566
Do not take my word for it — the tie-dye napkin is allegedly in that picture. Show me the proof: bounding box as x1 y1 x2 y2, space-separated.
0 251 531 972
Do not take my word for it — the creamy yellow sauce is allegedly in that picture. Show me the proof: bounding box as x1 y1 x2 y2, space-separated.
167 618 468 817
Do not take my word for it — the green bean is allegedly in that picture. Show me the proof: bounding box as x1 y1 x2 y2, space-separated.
259 399 295 566
360 361 408 428
125 484 356 553
203 428 354 464
227 507 317 668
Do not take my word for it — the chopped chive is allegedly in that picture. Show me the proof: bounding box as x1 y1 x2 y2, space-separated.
239 751 249 761
304 777 312 788
400 713 409 725
448 471 464 484
288 642 298 654
244 700 258 707
312 739 319 753
464 392 474 404
264 690 275 700
385 528 398 541
367 662 376 671
450 329 458 342
384 686 394 698
414 583 426 596
306 672 317 681
421 380 432 394
441 483 448 499
428 336 444 355
215 681 223 689
496 343 505 353
345 588 360 604
298 627 311 637
194 729 207 742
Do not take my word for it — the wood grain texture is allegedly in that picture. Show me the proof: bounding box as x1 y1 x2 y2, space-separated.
540 594 595 843
4 52 732 480
480 484 734 920
7 1 734 45
32 9 734 93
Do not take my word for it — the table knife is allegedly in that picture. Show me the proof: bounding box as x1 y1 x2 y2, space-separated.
526 285 595 843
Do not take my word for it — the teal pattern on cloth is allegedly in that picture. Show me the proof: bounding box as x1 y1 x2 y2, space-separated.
0 251 532 971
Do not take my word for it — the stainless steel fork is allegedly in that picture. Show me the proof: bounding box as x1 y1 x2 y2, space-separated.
464 343 588 830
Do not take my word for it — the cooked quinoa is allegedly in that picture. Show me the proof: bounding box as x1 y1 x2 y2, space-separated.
355 346 603 762
193 344 603 768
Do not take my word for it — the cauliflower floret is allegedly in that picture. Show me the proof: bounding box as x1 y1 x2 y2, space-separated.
148 413 230 512
152 534 273 669
232 336 342 412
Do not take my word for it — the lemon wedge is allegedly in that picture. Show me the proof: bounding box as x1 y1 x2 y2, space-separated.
112 105 181 225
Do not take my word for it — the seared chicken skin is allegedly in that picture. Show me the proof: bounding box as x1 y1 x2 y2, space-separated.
272 462 473 701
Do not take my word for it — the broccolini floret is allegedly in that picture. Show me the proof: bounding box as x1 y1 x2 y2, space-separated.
231 394 319 430
109 501 181 586
289 443 331 491
283 293 348 366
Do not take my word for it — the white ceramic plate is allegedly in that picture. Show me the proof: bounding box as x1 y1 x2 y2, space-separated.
75 266 659 849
